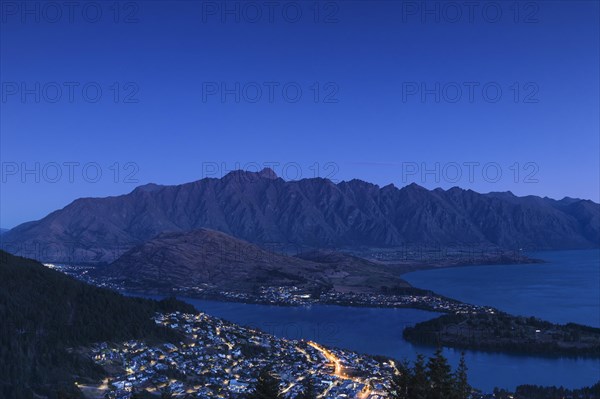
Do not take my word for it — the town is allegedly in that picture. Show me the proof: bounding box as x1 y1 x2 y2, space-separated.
83 311 395 399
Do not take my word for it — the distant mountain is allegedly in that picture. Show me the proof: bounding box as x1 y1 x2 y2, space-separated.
91 229 411 294
0 250 194 399
0 228 8 235
3 169 599 263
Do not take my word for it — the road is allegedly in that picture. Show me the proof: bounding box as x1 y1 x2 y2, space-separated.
307 341 373 399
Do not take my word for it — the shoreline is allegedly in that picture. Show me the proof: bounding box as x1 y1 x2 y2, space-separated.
394 254 546 276
122 288 448 312
124 290 600 363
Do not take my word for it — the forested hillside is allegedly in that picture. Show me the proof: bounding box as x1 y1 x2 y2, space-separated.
0 250 195 399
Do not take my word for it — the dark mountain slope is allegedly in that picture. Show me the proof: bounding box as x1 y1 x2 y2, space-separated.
91 229 412 294
0 250 194 399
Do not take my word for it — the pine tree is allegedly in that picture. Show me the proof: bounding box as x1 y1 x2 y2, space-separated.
160 389 174 399
247 367 281 399
296 378 317 399
388 359 412 399
411 354 429 399
427 348 453 399
453 352 471 399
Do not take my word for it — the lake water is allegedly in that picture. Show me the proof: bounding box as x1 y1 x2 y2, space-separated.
403 249 600 328
143 250 600 392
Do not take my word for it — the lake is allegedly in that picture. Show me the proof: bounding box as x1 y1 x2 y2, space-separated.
142 250 600 392
403 249 600 328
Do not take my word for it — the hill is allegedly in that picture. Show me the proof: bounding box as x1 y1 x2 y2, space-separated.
0 250 195 399
3 169 599 263
90 229 412 295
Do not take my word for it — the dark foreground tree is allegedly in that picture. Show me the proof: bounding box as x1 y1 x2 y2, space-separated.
454 352 471 399
412 354 429 399
387 351 473 399
247 367 281 399
427 347 454 399
387 359 412 399
296 378 317 399
160 388 174 399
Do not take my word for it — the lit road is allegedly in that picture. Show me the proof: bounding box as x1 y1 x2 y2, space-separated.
307 341 372 399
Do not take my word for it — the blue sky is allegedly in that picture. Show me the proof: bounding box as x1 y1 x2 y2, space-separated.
1 0 598 228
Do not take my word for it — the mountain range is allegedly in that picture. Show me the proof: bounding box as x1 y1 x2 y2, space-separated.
3 168 599 264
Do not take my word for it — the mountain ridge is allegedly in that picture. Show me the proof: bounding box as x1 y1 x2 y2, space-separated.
3 169 599 263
